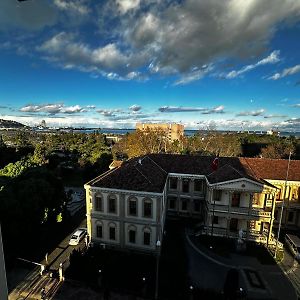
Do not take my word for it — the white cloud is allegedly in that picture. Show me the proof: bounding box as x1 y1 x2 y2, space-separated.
224 50 280 79
116 0 140 14
38 32 141 78
54 0 90 15
268 64 300 80
174 65 213 85
19 103 86 115
129 105 142 112
236 109 265 117
126 0 300 77
159 105 225 114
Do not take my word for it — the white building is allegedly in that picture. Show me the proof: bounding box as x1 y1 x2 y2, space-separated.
85 154 300 252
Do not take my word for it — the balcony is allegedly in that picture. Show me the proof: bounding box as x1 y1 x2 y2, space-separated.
251 209 271 218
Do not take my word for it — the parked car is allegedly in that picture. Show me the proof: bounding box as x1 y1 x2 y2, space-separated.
69 228 87 246
285 234 300 261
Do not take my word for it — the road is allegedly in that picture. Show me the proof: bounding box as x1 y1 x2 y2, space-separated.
280 247 300 297
8 218 86 300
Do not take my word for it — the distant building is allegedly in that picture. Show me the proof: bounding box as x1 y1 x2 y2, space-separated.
0 224 8 300
136 123 184 142
267 129 280 136
84 154 300 253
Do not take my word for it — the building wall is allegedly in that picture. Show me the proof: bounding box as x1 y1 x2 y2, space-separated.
85 186 165 252
136 123 184 141
267 179 300 229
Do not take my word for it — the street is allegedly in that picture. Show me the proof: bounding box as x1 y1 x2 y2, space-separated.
280 246 300 297
8 218 87 300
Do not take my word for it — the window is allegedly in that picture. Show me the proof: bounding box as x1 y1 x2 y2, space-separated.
181 199 188 211
288 211 295 223
96 224 102 238
194 200 200 212
213 216 218 224
170 178 178 190
168 196 176 209
182 179 189 193
229 218 238 232
129 229 136 243
213 190 221 201
143 229 151 246
129 197 137 216
276 189 282 200
143 199 152 218
231 193 240 207
109 226 116 240
95 194 102 211
274 209 278 220
108 195 117 213
252 193 260 205
194 179 204 192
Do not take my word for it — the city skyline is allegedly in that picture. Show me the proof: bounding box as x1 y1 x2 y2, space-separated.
0 0 300 131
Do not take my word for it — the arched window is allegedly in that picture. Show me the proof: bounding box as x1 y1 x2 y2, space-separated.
94 193 102 211
108 222 116 240
143 227 151 246
143 198 152 218
128 225 137 244
108 194 117 214
128 196 138 216
95 221 103 239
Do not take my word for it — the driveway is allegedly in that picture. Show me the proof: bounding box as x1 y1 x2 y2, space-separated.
184 229 297 300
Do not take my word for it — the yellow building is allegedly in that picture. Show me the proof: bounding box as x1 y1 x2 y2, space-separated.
136 123 184 142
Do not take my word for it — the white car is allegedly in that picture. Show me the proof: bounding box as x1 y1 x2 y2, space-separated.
69 228 87 246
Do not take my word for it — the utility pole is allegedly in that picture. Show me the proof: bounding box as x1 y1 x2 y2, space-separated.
275 151 292 258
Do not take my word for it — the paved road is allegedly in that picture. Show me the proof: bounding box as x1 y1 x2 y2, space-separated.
8 218 87 300
184 230 296 300
280 247 300 297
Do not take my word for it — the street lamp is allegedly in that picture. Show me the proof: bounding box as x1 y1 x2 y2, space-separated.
155 240 161 300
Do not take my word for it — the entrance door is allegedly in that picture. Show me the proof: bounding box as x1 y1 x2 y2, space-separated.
229 218 238 232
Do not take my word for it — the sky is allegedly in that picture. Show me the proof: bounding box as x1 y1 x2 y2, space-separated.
0 0 300 131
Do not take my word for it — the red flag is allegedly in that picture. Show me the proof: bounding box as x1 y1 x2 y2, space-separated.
211 155 219 171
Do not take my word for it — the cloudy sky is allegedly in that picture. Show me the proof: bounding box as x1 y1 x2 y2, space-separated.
0 0 300 131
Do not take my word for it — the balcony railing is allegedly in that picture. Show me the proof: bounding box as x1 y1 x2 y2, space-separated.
251 209 271 218
207 204 271 218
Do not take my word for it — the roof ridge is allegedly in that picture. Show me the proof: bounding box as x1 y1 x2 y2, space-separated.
146 155 168 174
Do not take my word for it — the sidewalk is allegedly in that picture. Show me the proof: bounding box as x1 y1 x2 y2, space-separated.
186 232 297 300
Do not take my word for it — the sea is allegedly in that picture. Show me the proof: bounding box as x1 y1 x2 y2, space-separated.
75 128 300 138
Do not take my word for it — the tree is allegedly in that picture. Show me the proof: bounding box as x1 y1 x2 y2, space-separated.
260 143 295 159
30 143 48 165
0 166 66 255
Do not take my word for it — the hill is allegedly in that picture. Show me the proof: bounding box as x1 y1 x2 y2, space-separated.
0 119 26 129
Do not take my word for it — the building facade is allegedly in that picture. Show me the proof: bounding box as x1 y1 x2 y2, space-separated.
136 123 184 142
85 154 300 253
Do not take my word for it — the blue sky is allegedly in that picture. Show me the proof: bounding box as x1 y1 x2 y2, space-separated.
0 0 300 131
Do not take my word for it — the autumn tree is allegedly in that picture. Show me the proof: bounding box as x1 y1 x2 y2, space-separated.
260 143 295 159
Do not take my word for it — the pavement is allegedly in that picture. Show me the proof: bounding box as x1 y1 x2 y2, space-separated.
279 247 300 298
184 230 297 300
8 218 87 300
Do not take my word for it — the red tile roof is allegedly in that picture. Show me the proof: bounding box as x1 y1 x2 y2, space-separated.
88 154 300 193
